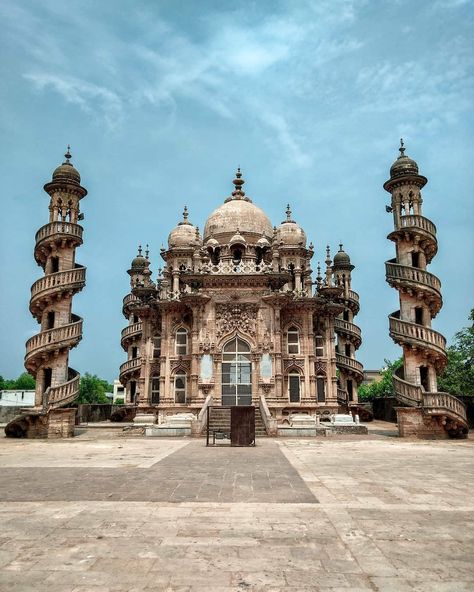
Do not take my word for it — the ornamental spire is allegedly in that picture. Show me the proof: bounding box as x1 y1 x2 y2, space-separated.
399 138 405 157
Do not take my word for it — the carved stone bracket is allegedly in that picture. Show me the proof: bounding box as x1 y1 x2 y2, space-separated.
315 360 327 374
283 358 305 372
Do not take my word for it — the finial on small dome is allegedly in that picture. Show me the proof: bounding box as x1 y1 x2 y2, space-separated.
138 244 142 256
399 138 405 157
316 262 322 289
145 244 149 260
286 204 292 221
339 243 343 251
183 206 189 222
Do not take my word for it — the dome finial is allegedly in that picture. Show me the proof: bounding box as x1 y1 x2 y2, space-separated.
183 205 188 222
138 244 142 256
339 243 343 251
145 244 149 260
232 167 246 198
286 204 292 221
399 138 405 157
64 145 72 163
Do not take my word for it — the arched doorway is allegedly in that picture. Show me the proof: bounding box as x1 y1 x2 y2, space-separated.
222 336 252 406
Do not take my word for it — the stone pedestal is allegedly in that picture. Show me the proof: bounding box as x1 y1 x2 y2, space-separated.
396 407 448 439
46 409 76 438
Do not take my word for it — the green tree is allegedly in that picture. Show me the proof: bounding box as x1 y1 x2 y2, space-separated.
77 373 113 404
14 372 36 390
358 358 403 402
438 308 474 397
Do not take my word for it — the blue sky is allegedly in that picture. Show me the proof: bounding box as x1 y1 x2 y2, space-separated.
0 0 472 382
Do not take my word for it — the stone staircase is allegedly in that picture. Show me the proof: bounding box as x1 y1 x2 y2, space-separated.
207 407 267 437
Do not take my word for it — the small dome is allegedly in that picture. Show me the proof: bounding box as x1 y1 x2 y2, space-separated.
206 236 219 248
168 206 199 249
389 140 419 179
276 205 306 247
131 246 148 269
333 245 351 266
229 229 246 246
51 148 81 185
257 237 270 248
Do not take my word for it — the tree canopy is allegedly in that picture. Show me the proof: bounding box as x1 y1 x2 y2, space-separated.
77 373 114 404
358 358 403 402
0 372 36 391
438 308 474 397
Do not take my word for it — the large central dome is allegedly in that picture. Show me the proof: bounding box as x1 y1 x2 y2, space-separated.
203 169 273 244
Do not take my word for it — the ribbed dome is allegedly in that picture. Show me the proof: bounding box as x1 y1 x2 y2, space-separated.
333 245 351 266
203 170 273 243
51 148 81 185
130 246 148 269
275 205 306 247
389 140 419 179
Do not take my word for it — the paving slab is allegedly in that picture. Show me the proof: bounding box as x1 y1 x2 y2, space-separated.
0 430 473 591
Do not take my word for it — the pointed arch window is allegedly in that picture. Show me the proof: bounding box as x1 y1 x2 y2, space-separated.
315 335 324 357
175 328 188 355
221 337 252 406
288 371 301 403
287 326 300 354
174 371 187 403
150 375 160 404
316 374 326 402
153 334 161 358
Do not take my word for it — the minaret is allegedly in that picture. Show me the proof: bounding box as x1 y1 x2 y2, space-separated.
333 244 363 407
384 140 467 437
18 149 87 433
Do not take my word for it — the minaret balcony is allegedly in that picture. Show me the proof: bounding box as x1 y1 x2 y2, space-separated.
345 289 360 314
120 322 143 350
385 261 442 315
119 357 141 381
45 369 80 411
25 317 83 371
334 318 362 348
122 293 140 317
389 315 447 366
388 215 437 262
335 353 364 382
30 266 86 318
422 392 467 426
34 221 83 258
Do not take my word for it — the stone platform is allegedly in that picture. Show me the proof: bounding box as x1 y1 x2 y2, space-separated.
0 425 473 591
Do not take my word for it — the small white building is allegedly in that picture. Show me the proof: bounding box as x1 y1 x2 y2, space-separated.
0 390 35 407
112 380 126 403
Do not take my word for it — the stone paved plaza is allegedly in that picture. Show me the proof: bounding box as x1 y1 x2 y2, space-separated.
0 427 473 591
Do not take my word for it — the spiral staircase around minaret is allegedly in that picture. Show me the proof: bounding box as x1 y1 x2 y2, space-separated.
384 142 467 438
5 149 87 438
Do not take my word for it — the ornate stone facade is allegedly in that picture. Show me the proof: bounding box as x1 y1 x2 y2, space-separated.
119 169 363 427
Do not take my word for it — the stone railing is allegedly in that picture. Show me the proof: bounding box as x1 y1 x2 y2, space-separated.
347 290 359 304
31 266 86 302
119 357 141 379
385 261 441 295
259 394 277 436
192 394 213 435
336 353 364 378
122 293 140 316
205 259 273 275
25 318 83 362
423 392 467 425
120 322 142 347
337 388 348 405
396 214 437 238
393 371 422 407
44 370 80 410
389 316 446 355
334 318 362 343
35 221 83 247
